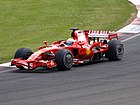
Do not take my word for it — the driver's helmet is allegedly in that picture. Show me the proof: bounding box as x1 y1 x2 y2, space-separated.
66 38 75 45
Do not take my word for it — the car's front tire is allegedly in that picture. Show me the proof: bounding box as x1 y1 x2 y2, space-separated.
14 48 33 70
55 49 73 70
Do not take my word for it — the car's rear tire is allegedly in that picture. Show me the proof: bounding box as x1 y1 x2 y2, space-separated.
14 48 33 70
107 40 124 61
55 49 73 70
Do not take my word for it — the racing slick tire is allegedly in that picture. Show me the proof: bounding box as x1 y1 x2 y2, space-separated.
107 40 124 61
14 48 33 70
55 49 73 70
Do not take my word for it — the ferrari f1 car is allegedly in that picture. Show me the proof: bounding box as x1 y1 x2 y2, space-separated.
11 28 124 70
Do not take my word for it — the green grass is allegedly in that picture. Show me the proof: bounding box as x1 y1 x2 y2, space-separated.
0 0 135 63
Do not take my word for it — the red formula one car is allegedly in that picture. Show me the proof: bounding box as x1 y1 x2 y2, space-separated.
11 28 124 70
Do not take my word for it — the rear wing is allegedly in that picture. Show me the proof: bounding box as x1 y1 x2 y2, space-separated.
87 30 118 40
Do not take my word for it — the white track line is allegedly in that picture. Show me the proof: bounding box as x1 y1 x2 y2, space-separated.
0 62 11 67
0 69 16 74
121 33 140 42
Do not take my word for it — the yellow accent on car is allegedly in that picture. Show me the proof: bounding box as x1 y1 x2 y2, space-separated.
86 49 91 55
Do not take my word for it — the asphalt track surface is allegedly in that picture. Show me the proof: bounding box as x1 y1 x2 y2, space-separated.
0 34 140 105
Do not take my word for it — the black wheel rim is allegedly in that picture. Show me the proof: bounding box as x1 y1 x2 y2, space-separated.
64 53 73 68
116 44 124 59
